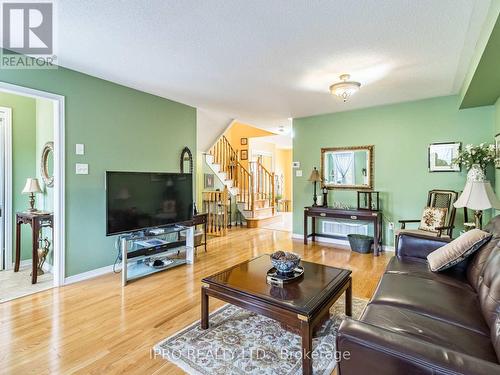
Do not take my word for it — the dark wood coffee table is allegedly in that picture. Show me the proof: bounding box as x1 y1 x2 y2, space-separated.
201 255 352 375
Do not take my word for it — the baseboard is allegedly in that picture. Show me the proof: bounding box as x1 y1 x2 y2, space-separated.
64 264 115 285
14 259 54 272
292 233 395 252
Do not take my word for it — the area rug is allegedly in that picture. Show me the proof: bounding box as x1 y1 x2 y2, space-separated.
153 296 367 375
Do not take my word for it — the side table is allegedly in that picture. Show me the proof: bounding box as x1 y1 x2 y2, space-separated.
15 211 53 284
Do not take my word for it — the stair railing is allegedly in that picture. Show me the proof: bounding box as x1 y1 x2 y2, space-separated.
202 187 229 236
209 135 254 212
208 134 275 216
209 135 239 182
250 160 275 215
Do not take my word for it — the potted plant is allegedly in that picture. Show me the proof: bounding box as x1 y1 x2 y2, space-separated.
452 143 498 181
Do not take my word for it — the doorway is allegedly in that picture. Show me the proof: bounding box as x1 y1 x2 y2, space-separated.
0 82 65 303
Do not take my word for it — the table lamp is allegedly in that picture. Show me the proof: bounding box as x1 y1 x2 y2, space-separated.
454 180 500 229
308 167 322 206
22 178 42 212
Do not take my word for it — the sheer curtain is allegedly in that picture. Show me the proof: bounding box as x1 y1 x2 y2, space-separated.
334 152 354 184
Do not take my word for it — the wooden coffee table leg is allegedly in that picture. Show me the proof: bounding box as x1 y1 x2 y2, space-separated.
201 285 209 329
345 278 352 317
300 320 313 375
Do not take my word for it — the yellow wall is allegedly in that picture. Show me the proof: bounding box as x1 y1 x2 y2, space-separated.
224 121 275 170
276 149 292 207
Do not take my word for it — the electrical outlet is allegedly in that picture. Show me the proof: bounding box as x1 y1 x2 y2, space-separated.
388 222 394 231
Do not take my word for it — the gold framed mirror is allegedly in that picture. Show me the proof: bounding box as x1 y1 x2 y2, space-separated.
40 141 54 188
321 145 374 190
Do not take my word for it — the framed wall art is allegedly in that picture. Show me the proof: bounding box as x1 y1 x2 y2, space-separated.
204 173 215 188
428 142 461 172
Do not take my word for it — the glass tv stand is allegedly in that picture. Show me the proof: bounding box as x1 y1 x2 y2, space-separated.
120 225 194 286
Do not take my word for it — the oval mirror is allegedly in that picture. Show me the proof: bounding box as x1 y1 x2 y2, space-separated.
41 141 54 187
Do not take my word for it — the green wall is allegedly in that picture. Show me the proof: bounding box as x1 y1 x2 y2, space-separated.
0 92 36 261
495 97 500 201
0 66 196 277
293 95 495 246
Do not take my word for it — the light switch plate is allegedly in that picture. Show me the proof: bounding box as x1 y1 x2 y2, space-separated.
75 163 89 175
296 170 303 177
75 144 85 155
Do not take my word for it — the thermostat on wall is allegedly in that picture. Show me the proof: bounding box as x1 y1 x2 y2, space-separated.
292 161 300 168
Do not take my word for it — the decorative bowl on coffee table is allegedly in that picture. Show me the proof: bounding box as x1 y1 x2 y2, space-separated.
270 251 301 275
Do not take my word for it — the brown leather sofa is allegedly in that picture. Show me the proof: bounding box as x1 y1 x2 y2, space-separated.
337 216 500 375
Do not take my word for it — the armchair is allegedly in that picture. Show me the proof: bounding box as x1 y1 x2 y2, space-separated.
397 190 463 240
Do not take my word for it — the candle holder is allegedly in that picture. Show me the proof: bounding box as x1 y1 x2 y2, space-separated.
322 187 328 207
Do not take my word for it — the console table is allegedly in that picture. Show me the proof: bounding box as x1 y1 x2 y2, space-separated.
191 213 208 252
15 211 53 284
304 206 383 256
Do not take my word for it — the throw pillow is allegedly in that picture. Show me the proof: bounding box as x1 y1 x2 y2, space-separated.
427 229 492 272
419 207 448 233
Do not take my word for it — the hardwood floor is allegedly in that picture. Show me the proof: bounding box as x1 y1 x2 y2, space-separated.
0 227 391 375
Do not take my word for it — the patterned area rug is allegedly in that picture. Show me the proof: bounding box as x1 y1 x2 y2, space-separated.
154 296 367 375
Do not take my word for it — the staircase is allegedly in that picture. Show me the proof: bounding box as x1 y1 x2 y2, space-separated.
205 135 278 227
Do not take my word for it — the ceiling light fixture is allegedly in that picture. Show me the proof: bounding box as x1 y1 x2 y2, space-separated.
329 74 361 102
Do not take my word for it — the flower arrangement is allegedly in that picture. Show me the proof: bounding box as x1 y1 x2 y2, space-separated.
452 143 497 171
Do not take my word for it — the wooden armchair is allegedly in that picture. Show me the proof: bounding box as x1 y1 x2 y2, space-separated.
397 190 463 240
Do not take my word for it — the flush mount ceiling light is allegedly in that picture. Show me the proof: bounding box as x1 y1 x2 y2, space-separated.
329 74 361 102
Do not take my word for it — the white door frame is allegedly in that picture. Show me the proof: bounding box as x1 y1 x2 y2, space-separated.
0 107 12 271
0 82 65 287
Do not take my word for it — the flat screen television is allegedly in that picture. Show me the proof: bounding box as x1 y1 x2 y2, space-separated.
106 171 193 236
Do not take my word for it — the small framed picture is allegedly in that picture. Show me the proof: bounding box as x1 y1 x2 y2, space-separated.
240 138 248 145
204 173 214 188
428 142 461 172
240 149 248 160
495 133 500 168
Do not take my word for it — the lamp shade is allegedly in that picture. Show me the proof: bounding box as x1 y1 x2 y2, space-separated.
22 178 42 194
454 180 500 210
308 167 322 182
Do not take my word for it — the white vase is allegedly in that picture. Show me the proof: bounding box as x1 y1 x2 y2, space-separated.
467 164 485 182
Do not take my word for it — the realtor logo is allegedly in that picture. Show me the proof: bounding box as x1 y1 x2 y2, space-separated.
1 1 56 68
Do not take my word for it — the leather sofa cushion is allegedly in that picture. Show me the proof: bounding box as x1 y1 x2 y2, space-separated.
385 256 472 290
370 273 489 334
478 250 500 329
360 304 498 363
467 237 499 292
492 315 500 363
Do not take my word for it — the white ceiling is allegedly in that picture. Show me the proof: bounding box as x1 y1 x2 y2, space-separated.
54 0 489 130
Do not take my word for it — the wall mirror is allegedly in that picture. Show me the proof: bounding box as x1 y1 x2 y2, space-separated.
321 145 374 190
180 146 193 174
41 141 54 188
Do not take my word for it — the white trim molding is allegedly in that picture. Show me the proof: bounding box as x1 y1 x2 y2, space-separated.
17 259 53 273
0 82 66 287
0 107 12 270
292 233 395 252
64 264 115 285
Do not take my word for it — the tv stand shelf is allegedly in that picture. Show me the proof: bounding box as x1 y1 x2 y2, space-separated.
120 225 194 286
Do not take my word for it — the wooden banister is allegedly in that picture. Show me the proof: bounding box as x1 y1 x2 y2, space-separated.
208 134 275 218
202 188 229 236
